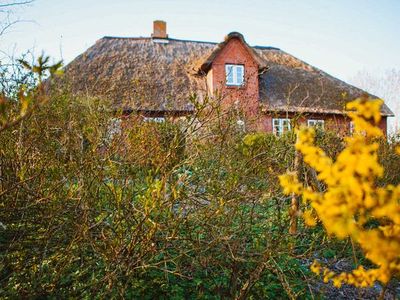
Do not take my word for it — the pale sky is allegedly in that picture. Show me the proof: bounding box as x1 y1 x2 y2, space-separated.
1 0 399 129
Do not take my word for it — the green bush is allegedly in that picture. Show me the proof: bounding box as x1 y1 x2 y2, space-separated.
1 65 399 298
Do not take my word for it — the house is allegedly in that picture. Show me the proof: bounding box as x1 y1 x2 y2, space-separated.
60 20 394 135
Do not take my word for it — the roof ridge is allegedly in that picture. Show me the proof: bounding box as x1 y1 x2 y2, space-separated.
253 45 280 50
101 35 280 50
101 36 217 45
103 36 150 40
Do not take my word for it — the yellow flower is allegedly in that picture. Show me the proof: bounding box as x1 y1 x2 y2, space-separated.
280 97 400 288
302 210 317 227
310 261 321 275
278 173 302 195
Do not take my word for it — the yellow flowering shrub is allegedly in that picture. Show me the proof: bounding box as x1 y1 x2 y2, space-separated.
279 97 400 288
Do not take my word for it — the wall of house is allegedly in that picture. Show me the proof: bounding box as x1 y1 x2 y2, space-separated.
120 110 191 127
206 69 214 93
256 113 388 136
119 109 387 137
210 38 259 119
378 116 388 134
257 113 348 134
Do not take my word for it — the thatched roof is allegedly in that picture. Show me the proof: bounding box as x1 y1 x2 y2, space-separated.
61 33 394 116
255 48 393 116
61 37 214 112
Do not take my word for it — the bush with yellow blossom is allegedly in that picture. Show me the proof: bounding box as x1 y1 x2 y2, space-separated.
279 97 400 288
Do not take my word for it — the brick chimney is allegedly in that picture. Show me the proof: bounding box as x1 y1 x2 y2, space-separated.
152 20 168 39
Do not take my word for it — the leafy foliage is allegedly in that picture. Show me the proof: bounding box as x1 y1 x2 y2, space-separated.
0 59 399 299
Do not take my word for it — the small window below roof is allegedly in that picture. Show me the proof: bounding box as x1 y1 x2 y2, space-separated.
104 117 122 144
225 64 244 86
273 118 291 136
349 121 355 134
143 117 165 123
307 119 325 130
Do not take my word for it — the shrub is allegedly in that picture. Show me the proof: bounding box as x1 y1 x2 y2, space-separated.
280 97 400 289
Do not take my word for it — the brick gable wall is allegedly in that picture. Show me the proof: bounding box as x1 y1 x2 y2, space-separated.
209 38 260 122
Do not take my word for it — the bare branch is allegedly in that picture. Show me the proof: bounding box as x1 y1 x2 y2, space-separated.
0 1 33 8
0 18 18 35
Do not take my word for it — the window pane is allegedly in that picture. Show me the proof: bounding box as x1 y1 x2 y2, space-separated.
226 65 234 84
144 117 165 123
236 66 244 85
274 125 281 135
308 119 324 129
283 123 289 132
283 120 289 131
350 121 354 134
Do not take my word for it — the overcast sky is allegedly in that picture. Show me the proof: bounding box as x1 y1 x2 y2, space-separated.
1 0 399 128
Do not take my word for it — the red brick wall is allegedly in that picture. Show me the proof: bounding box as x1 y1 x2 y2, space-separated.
257 113 351 134
210 38 259 119
378 116 388 134
257 113 388 136
207 37 389 136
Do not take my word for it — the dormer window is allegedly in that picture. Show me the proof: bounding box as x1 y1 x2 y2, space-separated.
225 64 244 86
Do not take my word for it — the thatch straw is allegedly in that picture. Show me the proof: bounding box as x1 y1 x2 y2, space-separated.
59 34 394 116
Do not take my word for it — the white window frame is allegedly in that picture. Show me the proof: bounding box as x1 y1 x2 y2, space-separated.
143 117 165 123
225 64 244 86
307 119 325 129
105 117 122 143
349 121 355 134
272 118 291 136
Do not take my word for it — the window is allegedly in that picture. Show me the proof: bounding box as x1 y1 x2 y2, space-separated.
272 118 291 136
236 119 245 131
349 121 354 134
105 118 122 143
307 119 325 130
225 64 244 86
143 117 165 123
108 118 122 135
